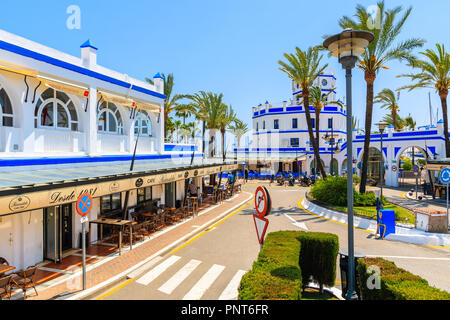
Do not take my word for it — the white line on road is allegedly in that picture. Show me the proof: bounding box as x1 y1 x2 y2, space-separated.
218 270 247 300
127 256 163 279
158 259 202 295
183 264 225 300
136 255 181 286
365 255 450 261
283 213 309 231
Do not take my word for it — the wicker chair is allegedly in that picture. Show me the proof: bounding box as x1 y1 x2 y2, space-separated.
0 257 9 265
11 266 38 300
0 275 12 300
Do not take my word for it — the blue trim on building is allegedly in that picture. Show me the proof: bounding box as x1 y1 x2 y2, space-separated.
253 129 347 136
0 153 203 168
392 130 438 137
268 108 284 113
0 39 166 100
164 144 198 152
252 110 346 119
286 106 302 112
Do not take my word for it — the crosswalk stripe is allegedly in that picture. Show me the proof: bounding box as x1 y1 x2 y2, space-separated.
136 255 181 286
158 259 202 295
218 270 247 300
183 264 225 300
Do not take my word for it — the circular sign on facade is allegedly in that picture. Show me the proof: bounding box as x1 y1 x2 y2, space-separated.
255 186 271 218
413 165 420 173
440 168 450 184
76 193 93 217
392 165 397 172
135 178 144 188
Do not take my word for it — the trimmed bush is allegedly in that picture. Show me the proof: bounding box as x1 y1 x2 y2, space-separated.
310 176 385 206
357 257 450 300
297 232 339 293
238 231 302 300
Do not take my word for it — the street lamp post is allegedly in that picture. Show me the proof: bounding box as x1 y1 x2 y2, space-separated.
324 28 374 301
376 122 389 209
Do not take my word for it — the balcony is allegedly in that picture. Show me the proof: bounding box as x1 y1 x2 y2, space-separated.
34 129 84 153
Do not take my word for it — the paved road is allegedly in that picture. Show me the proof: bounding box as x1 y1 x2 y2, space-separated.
93 183 450 300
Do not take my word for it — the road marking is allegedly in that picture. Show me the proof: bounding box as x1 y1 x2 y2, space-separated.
365 255 450 261
298 198 373 234
426 245 450 249
96 279 135 300
183 264 225 300
127 256 163 279
136 255 181 286
283 213 309 231
170 200 254 255
218 270 247 300
158 259 202 295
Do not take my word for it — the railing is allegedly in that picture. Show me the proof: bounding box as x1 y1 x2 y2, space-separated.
98 133 126 153
34 129 84 153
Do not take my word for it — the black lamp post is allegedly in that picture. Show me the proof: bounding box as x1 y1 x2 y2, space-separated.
376 121 389 209
324 28 374 300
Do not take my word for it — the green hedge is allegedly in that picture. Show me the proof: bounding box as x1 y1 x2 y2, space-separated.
238 231 302 300
357 257 450 300
297 232 339 292
310 176 385 206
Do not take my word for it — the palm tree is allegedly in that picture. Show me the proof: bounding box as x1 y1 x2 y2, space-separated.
404 114 416 131
278 46 328 178
174 103 195 125
218 104 236 161
398 43 450 156
229 119 250 148
306 86 344 152
375 89 401 131
184 91 210 158
146 73 184 139
339 0 425 193
173 119 182 142
382 113 405 131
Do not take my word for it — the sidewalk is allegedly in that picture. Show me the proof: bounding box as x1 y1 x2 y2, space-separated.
19 191 253 300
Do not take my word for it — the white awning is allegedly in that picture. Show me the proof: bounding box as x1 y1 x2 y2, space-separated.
38 74 90 98
0 62 38 77
98 89 135 108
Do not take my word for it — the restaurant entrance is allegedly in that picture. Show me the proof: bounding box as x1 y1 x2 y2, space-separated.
43 204 73 263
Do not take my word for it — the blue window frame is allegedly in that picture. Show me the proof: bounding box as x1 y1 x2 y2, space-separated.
328 118 333 129
291 138 300 147
263 120 266 130
292 118 298 129
311 118 315 129
274 119 279 130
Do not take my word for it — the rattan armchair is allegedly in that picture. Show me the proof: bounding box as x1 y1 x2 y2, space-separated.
11 266 38 300
0 275 13 300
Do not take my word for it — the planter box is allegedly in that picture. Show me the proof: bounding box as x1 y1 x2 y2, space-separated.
414 209 448 234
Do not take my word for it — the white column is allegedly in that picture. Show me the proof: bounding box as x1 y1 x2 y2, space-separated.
21 99 35 153
86 87 98 155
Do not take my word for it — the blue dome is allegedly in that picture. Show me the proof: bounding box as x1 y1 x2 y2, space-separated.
153 73 165 79
438 119 444 124
388 124 394 128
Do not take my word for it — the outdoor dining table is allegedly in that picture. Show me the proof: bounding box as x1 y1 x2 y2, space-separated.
0 265 15 277
89 218 134 255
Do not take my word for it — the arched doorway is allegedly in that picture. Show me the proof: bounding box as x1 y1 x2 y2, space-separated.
330 159 339 176
358 147 385 186
397 146 427 188
342 159 347 175
310 159 325 176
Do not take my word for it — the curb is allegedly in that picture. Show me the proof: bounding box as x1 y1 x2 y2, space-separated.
65 192 254 300
301 198 450 247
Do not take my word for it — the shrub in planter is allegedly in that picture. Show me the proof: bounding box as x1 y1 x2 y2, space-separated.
357 257 450 300
238 231 302 300
297 232 339 294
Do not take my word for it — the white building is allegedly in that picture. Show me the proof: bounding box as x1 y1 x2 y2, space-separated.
243 69 446 189
0 30 237 270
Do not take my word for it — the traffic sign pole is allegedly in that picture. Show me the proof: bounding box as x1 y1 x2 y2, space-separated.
76 193 92 291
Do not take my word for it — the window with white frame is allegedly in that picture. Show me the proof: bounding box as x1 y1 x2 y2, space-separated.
97 101 123 134
0 87 13 127
134 110 152 136
34 88 78 130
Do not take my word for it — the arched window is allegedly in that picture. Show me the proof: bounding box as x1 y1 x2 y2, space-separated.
134 110 152 136
34 88 78 130
0 88 13 127
97 101 123 134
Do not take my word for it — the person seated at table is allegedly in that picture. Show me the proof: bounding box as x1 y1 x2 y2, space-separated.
188 180 198 197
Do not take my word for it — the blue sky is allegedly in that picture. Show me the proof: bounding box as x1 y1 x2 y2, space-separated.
1 0 449 135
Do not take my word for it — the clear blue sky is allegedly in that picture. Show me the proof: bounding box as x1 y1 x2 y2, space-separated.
1 0 449 132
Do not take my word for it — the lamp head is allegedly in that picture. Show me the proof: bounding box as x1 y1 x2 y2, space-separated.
376 121 389 133
323 29 374 69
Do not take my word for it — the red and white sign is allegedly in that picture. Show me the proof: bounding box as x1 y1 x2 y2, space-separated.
254 186 271 217
76 193 93 217
253 214 269 245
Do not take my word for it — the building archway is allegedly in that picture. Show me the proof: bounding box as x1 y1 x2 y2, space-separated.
357 147 385 186
396 145 428 188
310 159 325 176
330 158 339 175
